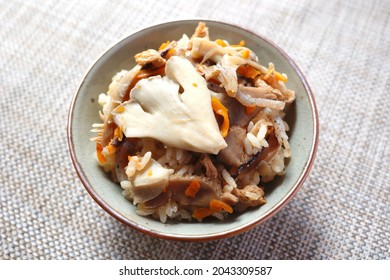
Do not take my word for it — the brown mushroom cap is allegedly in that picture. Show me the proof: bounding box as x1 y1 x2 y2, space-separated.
144 174 222 209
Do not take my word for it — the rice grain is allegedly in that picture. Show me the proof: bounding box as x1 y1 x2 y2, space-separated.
222 169 237 188
138 151 151 170
247 133 261 148
244 137 252 155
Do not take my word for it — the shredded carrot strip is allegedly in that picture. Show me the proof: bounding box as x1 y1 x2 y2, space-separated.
192 208 214 220
274 71 288 82
136 66 165 80
158 40 170 50
113 126 123 141
124 66 166 101
231 40 246 47
115 105 125 113
241 49 250 59
237 65 260 79
245 106 256 115
208 77 221 85
96 143 107 163
185 180 201 198
210 199 233 213
107 144 116 154
211 97 230 137
215 39 228 47
123 66 166 101
164 48 176 59
265 69 288 83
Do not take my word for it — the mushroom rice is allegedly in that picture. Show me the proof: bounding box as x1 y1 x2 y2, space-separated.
91 22 295 223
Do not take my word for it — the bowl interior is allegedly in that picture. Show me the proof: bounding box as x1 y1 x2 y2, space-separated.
68 20 317 241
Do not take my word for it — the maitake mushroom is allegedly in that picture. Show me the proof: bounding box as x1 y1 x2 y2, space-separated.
113 56 227 154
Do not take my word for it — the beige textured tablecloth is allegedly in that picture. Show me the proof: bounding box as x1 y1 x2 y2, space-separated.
1 0 389 260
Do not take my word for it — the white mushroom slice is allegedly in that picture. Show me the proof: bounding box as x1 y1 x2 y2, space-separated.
218 54 239 96
191 37 241 61
236 85 285 110
221 55 268 74
191 37 217 60
240 85 279 100
103 65 142 118
197 64 220 81
96 64 142 146
130 159 174 204
191 38 225 62
113 56 227 154
175 34 190 56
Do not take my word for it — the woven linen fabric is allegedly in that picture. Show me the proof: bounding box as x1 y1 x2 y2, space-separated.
1 0 389 260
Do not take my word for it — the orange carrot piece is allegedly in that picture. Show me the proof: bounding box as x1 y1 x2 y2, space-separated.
113 126 123 141
231 40 246 47
237 65 260 79
158 40 170 50
215 39 228 47
241 49 250 59
185 180 201 198
211 97 230 137
136 66 165 80
107 144 116 154
208 77 221 85
124 66 166 101
163 48 176 59
210 199 233 213
96 143 107 163
192 208 214 220
245 106 256 115
274 71 288 83
114 105 125 113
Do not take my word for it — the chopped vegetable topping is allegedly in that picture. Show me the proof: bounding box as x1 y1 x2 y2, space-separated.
158 40 171 50
237 65 260 80
115 105 125 113
184 180 201 198
245 106 256 115
96 143 106 163
211 96 230 137
274 71 288 82
107 144 116 154
113 126 123 141
241 49 250 59
210 199 233 213
192 208 214 220
215 39 228 47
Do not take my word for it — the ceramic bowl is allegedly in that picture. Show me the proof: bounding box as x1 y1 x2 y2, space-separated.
67 20 319 241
